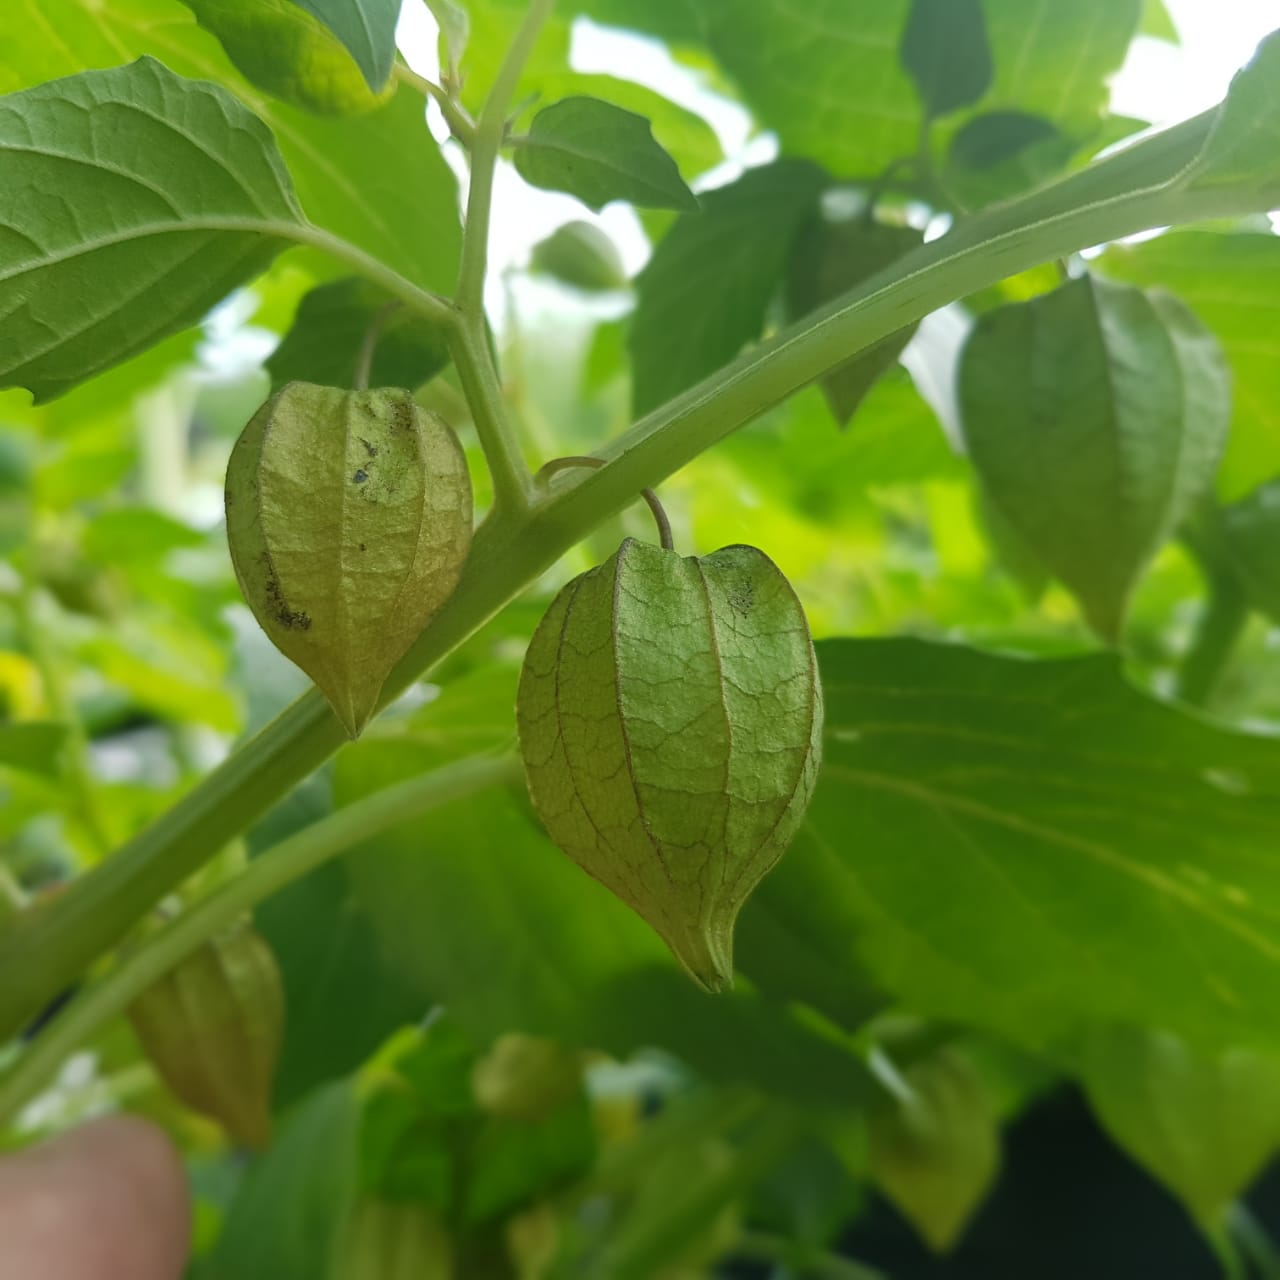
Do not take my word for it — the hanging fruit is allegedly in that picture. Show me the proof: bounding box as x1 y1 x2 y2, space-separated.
517 537 823 992
128 921 284 1148
225 382 473 737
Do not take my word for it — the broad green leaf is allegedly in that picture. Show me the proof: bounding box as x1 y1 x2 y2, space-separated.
695 0 918 176
1221 478 1280 621
212 1080 360 1279
868 1050 1000 1252
0 0 462 295
1078 1026 1280 1225
944 111 1071 210
0 58 302 402
1184 29 1280 203
248 768 422 1113
975 487 1050 601
180 0 388 112
784 216 924 427
289 0 402 91
514 96 697 212
256 840 427 1107
0 723 68 777
1099 230 1280 499
630 160 828 416
551 74 722 181
801 638 1280 1053
959 275 1230 640
267 277 452 392
270 86 461 293
974 0 1141 136
464 1095 597 1225
450 3 721 180
530 221 627 292
337 733 676 1041
901 0 992 119
720 373 961 510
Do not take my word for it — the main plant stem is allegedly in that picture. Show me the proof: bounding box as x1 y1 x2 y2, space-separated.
0 105 1265 1044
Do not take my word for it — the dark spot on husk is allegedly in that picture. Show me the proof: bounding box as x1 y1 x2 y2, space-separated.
354 469 368 484
258 555 311 631
359 437 378 457
393 396 417 436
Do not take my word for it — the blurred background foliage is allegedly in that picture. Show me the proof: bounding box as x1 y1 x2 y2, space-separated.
2 0 1280 1276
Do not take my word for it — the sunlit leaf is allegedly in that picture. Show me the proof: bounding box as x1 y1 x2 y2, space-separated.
514 96 697 212
288 0 402 91
0 0 463 295
180 0 389 112
0 58 302 401
795 637 1280 1053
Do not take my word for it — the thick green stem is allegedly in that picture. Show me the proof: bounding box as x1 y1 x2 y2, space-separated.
0 754 518 1126
1176 575 1250 709
0 106 1267 1044
448 315 533 510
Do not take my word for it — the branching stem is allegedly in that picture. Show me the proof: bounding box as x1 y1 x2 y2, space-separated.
538 455 674 551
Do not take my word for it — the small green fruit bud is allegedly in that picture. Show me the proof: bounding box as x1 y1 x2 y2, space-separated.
471 1033 584 1120
128 922 283 1148
225 382 472 737
530 220 627 292
517 538 823 992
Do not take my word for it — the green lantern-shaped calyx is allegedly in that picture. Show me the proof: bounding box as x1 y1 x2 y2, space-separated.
517 538 824 992
128 922 284 1148
226 382 472 737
